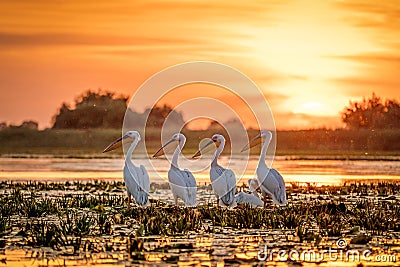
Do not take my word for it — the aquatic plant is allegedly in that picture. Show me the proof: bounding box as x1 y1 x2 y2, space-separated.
1 180 400 260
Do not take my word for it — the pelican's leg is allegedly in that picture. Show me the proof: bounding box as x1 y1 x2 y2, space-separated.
263 195 267 209
216 196 219 207
127 195 131 209
174 196 179 206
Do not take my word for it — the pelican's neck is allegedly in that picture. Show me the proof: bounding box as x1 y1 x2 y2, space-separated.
249 180 260 197
211 139 225 168
172 137 185 169
125 138 139 166
258 137 270 169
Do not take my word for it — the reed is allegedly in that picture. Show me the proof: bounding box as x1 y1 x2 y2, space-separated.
0 180 399 255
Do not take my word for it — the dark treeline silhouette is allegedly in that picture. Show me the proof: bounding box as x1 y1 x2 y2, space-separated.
342 93 400 129
142 104 185 129
0 120 38 131
52 90 184 130
1 90 400 154
47 90 400 132
53 90 128 129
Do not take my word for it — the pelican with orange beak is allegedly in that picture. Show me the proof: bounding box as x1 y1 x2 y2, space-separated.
241 130 287 208
193 134 236 207
103 131 150 207
153 133 197 206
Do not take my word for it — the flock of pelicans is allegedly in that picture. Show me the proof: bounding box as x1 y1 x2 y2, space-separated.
103 130 287 208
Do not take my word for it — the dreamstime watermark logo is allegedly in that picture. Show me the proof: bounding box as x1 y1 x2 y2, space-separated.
257 238 397 263
122 61 276 196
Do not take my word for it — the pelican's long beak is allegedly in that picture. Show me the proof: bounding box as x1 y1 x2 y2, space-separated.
152 138 175 158
241 133 262 152
192 139 216 158
103 135 129 153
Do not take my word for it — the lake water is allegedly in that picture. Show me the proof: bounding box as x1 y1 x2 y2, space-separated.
1 155 399 185
1 156 400 267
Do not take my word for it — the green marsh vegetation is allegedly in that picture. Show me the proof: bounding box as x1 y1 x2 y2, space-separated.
1 181 400 262
1 91 399 264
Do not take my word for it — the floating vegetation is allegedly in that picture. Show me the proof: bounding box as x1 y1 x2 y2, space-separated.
0 180 400 266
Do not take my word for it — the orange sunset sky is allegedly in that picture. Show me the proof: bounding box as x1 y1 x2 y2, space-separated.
0 0 399 130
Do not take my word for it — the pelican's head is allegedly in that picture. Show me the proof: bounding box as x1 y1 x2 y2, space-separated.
241 130 272 152
192 134 225 158
171 132 185 142
248 178 259 192
152 132 185 158
103 130 141 153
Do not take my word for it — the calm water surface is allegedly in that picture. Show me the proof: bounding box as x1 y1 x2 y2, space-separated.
1 155 399 185
1 155 400 267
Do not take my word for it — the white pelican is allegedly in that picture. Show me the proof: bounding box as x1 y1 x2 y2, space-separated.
235 179 263 207
241 130 287 208
103 131 150 207
193 134 236 207
153 133 197 206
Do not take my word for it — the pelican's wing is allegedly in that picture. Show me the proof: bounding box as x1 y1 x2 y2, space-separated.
139 165 150 193
123 164 139 195
225 169 237 202
168 168 197 206
183 169 197 206
168 168 186 187
257 166 287 205
257 169 287 205
211 167 236 207
124 164 149 206
270 168 287 205
183 169 197 188
270 168 285 189
235 192 263 207
168 169 187 200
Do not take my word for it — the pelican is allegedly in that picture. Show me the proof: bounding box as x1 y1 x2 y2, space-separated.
103 131 150 208
193 134 236 207
153 133 197 206
241 130 287 208
235 179 263 207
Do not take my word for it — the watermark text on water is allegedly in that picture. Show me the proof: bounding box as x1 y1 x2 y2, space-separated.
257 239 397 263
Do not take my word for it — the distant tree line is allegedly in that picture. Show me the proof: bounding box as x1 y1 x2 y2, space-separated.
52 90 185 130
342 93 400 129
0 120 38 131
3 90 398 132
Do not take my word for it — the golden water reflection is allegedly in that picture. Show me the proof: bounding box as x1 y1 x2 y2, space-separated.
1 157 400 185
2 235 400 267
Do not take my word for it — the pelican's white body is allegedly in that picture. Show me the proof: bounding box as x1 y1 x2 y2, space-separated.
209 135 236 207
235 179 263 207
123 162 150 206
167 133 197 206
115 131 150 207
256 166 287 205
255 131 287 205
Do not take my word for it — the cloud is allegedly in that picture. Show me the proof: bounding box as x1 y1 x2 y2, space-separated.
332 53 400 64
335 0 400 29
329 52 400 98
0 32 197 47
